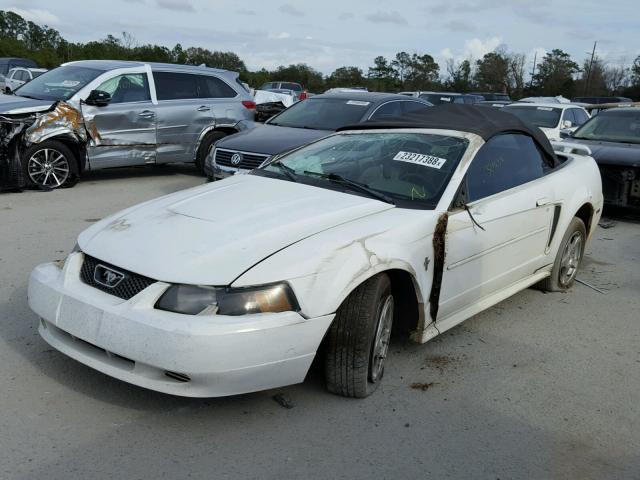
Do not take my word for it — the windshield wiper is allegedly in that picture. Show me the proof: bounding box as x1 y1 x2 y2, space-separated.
303 171 395 205
270 161 298 182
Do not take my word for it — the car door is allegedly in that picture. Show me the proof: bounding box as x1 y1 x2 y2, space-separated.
196 73 239 128
436 134 556 324
82 69 157 169
153 71 215 164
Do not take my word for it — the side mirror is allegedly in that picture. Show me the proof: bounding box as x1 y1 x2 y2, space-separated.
559 129 573 139
84 90 111 107
562 120 573 129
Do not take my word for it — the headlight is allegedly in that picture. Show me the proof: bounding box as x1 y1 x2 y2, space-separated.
55 243 80 269
155 283 299 316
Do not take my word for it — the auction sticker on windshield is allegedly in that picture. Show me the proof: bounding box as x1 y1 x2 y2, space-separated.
393 151 447 169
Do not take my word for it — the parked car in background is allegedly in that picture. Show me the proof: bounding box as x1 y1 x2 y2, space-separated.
206 92 432 179
563 107 640 210
325 87 369 93
254 88 300 122
4 67 47 93
0 57 38 90
477 100 512 108
28 105 602 399
0 60 255 191
259 81 307 100
399 91 482 104
503 103 590 141
472 92 512 102
573 96 633 104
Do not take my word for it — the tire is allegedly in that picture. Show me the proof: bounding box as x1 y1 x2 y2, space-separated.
538 217 586 291
195 131 226 175
5 87 11 94
325 273 394 398
22 140 78 189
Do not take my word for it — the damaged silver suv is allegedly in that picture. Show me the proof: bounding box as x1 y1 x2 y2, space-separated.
0 60 255 190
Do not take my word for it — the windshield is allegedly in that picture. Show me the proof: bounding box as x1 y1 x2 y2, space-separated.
260 132 469 209
15 65 105 101
572 112 640 144
267 98 370 130
504 106 562 128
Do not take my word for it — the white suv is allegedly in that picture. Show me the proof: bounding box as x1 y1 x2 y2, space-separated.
503 103 590 141
4 67 47 93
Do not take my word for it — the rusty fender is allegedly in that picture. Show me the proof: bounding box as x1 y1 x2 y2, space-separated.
428 212 448 322
24 101 88 145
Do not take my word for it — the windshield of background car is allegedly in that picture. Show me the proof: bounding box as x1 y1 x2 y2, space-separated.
504 106 562 128
15 66 105 101
572 111 640 144
267 98 371 130
261 132 469 209
419 94 464 105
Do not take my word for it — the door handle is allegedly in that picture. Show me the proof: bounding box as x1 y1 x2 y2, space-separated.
536 197 552 206
138 110 155 118
197 106 210 112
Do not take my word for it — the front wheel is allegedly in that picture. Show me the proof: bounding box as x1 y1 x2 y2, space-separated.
538 217 586 291
325 273 394 398
195 131 226 175
22 140 78 189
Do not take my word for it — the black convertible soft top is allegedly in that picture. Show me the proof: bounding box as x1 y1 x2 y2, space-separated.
338 104 558 167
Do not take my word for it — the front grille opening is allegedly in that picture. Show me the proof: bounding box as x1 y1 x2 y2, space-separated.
215 149 269 169
165 371 191 383
80 255 156 300
72 335 135 368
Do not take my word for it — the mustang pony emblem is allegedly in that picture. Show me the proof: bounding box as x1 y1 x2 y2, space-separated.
94 264 125 288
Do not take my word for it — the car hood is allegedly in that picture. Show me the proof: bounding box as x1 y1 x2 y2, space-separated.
78 174 395 285
0 94 55 114
569 138 640 167
215 124 332 156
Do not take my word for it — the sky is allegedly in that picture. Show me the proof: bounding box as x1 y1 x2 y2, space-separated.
2 0 638 76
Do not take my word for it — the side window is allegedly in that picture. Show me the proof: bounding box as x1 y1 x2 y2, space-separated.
466 134 546 202
573 109 589 126
8 69 17 80
198 75 237 98
562 109 576 125
402 101 429 114
369 101 403 120
96 73 150 104
153 72 199 100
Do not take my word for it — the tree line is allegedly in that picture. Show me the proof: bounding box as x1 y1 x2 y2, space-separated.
1 10 639 99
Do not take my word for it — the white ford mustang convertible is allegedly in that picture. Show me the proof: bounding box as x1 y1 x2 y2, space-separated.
28 106 603 398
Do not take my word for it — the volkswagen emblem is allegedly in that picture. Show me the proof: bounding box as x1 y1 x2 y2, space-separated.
230 152 243 166
94 264 125 288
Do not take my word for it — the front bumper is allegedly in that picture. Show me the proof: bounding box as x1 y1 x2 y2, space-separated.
28 253 334 397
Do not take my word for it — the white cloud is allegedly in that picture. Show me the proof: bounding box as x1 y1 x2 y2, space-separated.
278 4 304 17
6 7 60 25
269 32 291 39
440 48 454 59
365 11 408 25
463 36 503 59
156 0 195 12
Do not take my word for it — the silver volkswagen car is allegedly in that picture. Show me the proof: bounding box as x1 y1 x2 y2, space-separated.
0 60 255 189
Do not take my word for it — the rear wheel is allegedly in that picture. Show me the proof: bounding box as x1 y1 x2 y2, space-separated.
538 217 586 291
195 131 226 175
22 140 78 189
325 274 394 398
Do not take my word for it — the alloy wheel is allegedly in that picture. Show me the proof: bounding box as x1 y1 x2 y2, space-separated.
369 295 394 383
559 231 583 287
27 148 70 188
